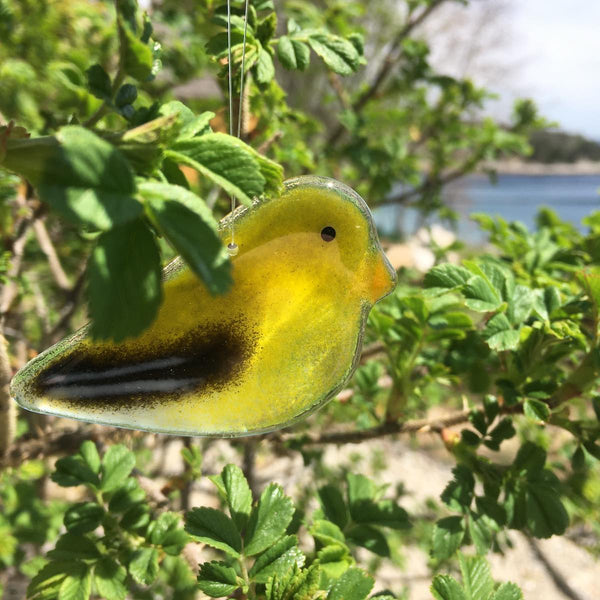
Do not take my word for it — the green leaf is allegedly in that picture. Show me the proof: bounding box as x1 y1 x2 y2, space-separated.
120 18 153 80
93 557 127 600
129 547 159 586
318 485 349 530
507 285 534 325
35 127 141 230
424 264 473 290
101 445 136 492
277 36 310 70
120 503 150 531
214 464 253 532
197 561 240 598
249 535 305 584
431 574 467 600
307 32 360 75
245 483 295 556
147 512 189 555
58 562 91 600
458 554 494 600
350 499 410 530
159 101 214 140
64 502 104 534
108 478 146 513
255 47 275 84
523 399 550 422
346 524 390 557
28 561 71 599
115 84 137 108
346 473 377 505
51 455 100 488
78 442 101 474
86 64 112 101
492 582 523 600
327 568 374 600
431 516 465 560
464 276 502 312
171 133 267 206
467 514 493 555
482 314 520 351
141 182 232 295
88 219 162 342
316 545 352 582
310 520 346 547
441 466 475 512
185 507 242 557
47 534 99 561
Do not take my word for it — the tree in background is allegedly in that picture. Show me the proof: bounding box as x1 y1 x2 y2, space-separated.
1 1 599 599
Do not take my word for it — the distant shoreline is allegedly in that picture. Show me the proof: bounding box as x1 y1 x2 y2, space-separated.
483 159 600 176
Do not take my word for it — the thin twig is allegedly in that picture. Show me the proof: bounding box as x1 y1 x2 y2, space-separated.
327 0 449 146
32 219 71 291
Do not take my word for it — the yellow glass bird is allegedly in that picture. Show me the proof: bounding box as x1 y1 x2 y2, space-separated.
11 176 396 436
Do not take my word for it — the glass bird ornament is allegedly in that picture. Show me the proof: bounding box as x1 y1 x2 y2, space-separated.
11 176 396 436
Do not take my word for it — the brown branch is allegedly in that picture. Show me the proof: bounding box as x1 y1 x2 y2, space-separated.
32 219 71 291
273 409 471 446
0 333 15 458
257 131 283 155
327 0 449 146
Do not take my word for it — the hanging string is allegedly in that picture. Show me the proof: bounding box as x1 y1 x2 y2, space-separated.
226 0 250 257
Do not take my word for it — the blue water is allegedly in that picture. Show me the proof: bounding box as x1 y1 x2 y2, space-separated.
374 174 600 244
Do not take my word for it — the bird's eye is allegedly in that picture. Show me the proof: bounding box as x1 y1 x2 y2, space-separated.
321 226 336 242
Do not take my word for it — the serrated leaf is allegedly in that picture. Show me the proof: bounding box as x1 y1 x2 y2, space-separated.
129 547 159 586
492 582 523 600
58 562 91 600
245 483 295 556
350 499 410 530
33 127 141 230
277 36 310 70
310 520 346 547
458 554 494 600
93 557 127 600
441 466 475 512
51 455 100 488
27 561 71 599
101 445 136 492
185 507 242 557
507 285 534 325
316 544 352 582
346 473 377 506
482 314 520 351
219 464 253 532
467 513 493 555
308 32 360 75
120 18 153 80
424 264 473 290
64 503 104 534
431 575 467 600
523 399 550 422
47 534 99 561
147 512 189 555
464 276 502 312
431 516 465 560
249 535 305 584
317 485 348 530
88 219 162 342
346 525 389 557
141 183 231 294
197 561 239 598
327 568 374 600
171 133 266 206
159 101 214 140
108 478 146 513
255 46 275 83
78 442 100 474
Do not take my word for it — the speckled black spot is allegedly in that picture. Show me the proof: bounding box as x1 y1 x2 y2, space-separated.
33 320 255 410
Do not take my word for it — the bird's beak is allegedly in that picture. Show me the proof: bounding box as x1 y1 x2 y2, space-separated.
368 249 397 304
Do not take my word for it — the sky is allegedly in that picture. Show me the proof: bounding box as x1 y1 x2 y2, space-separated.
509 0 600 139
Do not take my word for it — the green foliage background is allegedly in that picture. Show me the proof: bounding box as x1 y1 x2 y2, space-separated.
1 0 599 599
